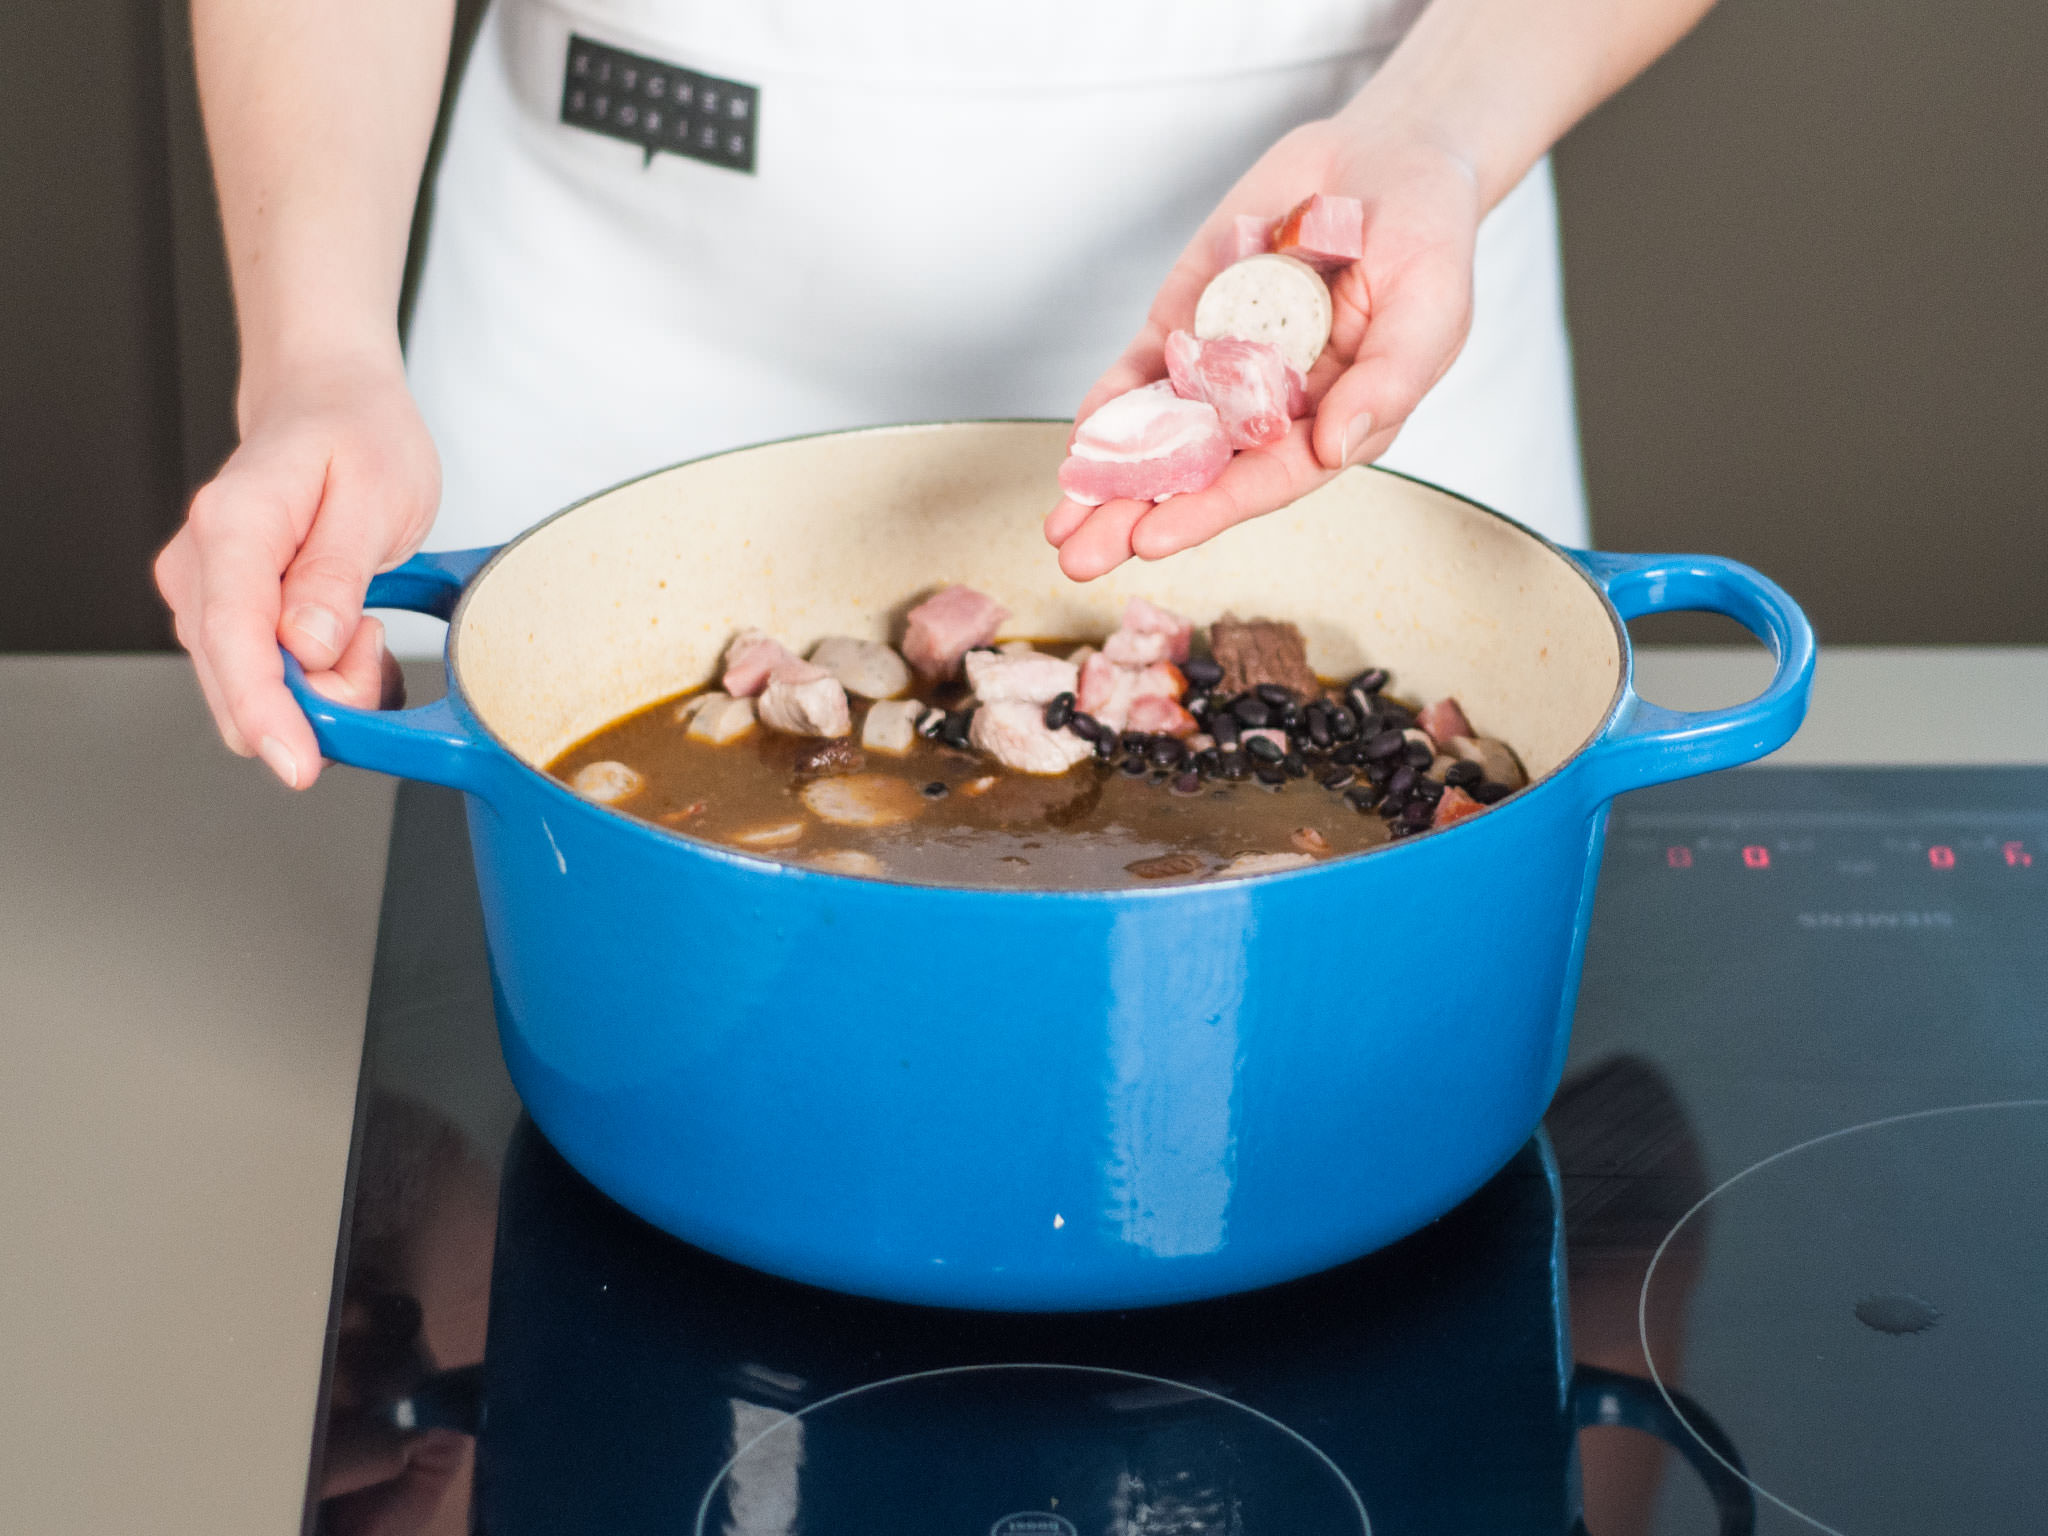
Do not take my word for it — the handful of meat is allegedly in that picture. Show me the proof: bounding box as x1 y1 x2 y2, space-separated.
1058 193 1364 503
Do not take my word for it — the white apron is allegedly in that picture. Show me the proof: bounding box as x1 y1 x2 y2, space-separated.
397 0 1587 654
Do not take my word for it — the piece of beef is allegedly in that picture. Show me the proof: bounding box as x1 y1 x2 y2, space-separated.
968 700 1094 775
757 661 852 738
1209 614 1320 698
1163 331 1301 450
808 636 912 700
1100 597 1194 666
1058 382 1232 506
1271 193 1365 273
964 648 1079 706
902 585 1010 682
721 629 800 698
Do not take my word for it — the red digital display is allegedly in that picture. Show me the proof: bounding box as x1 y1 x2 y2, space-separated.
1928 845 1956 870
2006 841 2034 868
1743 845 1771 869
1667 846 1693 869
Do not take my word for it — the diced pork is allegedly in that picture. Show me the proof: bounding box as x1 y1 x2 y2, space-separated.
964 648 1079 706
808 636 912 700
1163 330 1300 450
1193 254 1333 374
1271 193 1365 274
757 661 852 738
1417 698 1473 745
1209 615 1320 698
1432 785 1486 828
1127 695 1198 738
1101 597 1194 666
1219 212 1273 265
902 585 1010 682
571 760 643 804
861 698 924 756
969 700 1095 775
1058 382 1232 506
687 694 757 744
722 629 800 698
1078 651 1185 732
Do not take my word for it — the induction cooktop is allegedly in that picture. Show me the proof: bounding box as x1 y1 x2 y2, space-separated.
305 769 2048 1536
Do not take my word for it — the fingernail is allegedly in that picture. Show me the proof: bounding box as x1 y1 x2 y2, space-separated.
286 605 341 653
1343 413 1375 466
258 735 301 789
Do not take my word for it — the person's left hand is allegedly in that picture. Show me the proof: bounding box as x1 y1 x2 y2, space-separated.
1045 119 1483 580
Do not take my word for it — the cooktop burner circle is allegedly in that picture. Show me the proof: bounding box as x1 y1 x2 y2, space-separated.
1640 1098 2048 1536
692 1362 1371 1536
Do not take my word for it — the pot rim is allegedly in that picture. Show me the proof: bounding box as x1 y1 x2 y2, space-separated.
441 418 1632 895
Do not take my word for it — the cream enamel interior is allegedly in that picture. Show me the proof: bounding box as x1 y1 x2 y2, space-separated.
453 421 1623 777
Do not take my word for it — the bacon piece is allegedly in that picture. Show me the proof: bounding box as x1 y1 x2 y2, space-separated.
964 648 1079 706
969 700 1095 775
1271 194 1365 274
902 585 1010 682
722 629 800 698
1432 785 1486 828
1058 382 1232 506
757 660 852 738
1127 695 1198 738
1417 697 1474 745
1101 597 1194 666
1163 330 1301 450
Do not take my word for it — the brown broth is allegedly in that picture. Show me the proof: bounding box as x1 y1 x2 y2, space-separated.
549 687 1394 889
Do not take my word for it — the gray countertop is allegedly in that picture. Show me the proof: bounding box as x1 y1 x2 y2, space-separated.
2 647 2045 1534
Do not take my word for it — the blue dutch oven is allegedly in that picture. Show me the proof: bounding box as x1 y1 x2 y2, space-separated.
287 421 1812 1311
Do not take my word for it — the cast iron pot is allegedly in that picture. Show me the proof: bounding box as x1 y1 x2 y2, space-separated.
287 421 1813 1311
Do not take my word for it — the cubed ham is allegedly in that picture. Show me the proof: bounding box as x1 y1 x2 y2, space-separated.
1417 698 1473 744
1271 193 1365 274
861 698 924 756
1219 212 1273 265
969 700 1095 775
1432 785 1486 828
1100 597 1194 666
808 636 912 700
964 648 1079 706
1162 330 1301 450
757 661 851 738
1127 695 1198 738
1058 382 1232 506
721 629 799 698
902 585 1010 682
1077 651 1140 731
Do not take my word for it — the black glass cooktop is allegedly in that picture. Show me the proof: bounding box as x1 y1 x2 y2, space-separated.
307 769 2048 1536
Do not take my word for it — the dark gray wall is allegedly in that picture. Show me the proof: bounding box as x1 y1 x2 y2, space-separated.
3 0 2043 649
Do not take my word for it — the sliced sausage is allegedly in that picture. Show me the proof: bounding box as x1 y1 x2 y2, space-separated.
1193 254 1332 375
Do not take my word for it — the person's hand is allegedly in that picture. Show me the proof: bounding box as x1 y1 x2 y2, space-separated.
155 352 437 787
1045 120 1482 580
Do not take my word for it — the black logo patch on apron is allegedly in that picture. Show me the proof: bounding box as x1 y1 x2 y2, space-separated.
560 35 757 173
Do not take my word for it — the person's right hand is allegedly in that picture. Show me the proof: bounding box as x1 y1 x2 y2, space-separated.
156 352 439 788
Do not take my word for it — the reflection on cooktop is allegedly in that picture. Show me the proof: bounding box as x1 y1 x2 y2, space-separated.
306 769 2048 1536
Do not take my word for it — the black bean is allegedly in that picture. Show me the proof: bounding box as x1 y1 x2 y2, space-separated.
1345 785 1382 812
941 710 975 748
1379 703 1416 731
1328 705 1358 741
1183 693 1210 721
1389 820 1420 839
1472 781 1513 805
1222 752 1250 781
1415 777 1444 804
1210 716 1241 749
1365 758 1396 786
1304 706 1332 748
1170 771 1202 796
1095 735 1117 762
1404 740 1434 769
1445 759 1482 788
1356 711 1388 739
1194 748 1221 776
1148 736 1186 768
1068 710 1103 742
1348 667 1390 694
922 781 949 798
1379 793 1408 820
1387 764 1418 799
1401 799 1434 827
1255 683 1295 707
1231 696 1271 728
916 709 946 739
1120 756 1150 777
1283 752 1307 779
1320 766 1356 791
1121 730 1148 754
1346 688 1375 720
1330 741 1362 766
1043 692 1075 730
1255 763 1287 786
1183 657 1224 690
1364 729 1407 762
1245 733 1284 764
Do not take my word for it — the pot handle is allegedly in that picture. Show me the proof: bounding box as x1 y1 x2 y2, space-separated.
1569 550 1815 799
1569 1364 1756 1536
281 547 504 798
